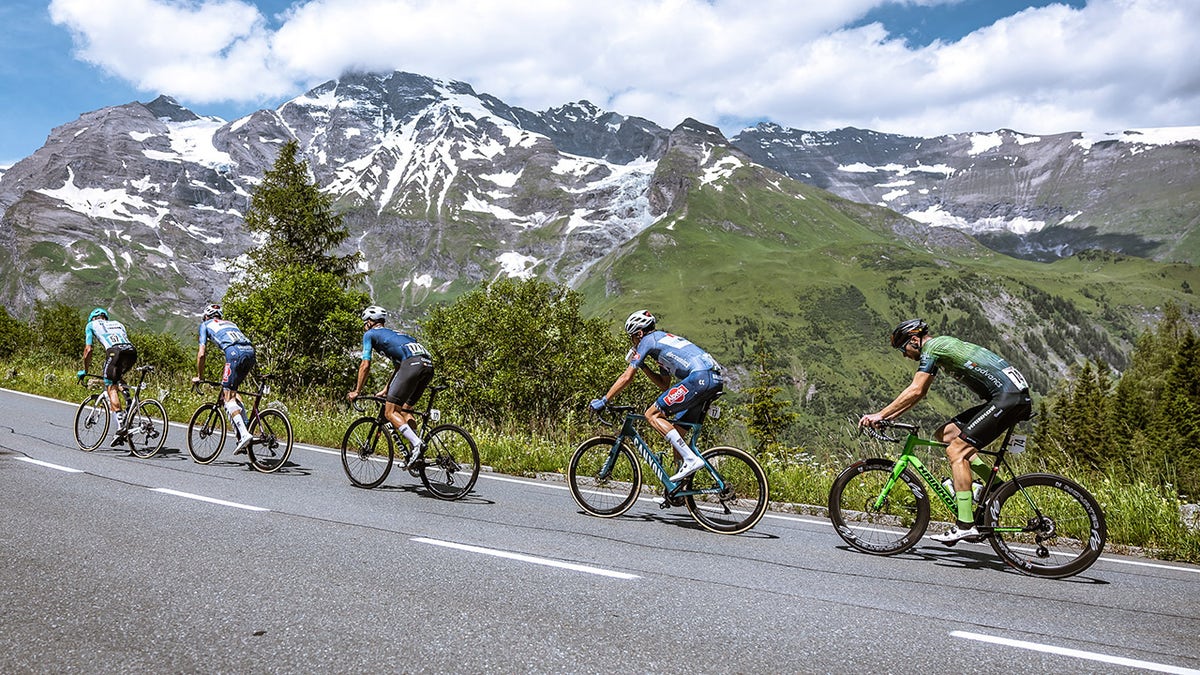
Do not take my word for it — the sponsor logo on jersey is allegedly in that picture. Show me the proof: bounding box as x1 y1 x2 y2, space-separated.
664 384 689 406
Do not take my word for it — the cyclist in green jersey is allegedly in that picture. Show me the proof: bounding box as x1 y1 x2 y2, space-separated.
860 319 1032 544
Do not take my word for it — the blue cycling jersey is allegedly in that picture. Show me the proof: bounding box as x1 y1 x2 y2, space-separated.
84 319 131 349
199 318 253 355
629 330 720 380
362 327 430 365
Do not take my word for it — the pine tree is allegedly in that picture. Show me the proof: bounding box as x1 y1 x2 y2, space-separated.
738 343 799 455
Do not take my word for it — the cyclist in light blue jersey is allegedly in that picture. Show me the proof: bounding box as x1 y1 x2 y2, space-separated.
348 305 434 464
79 307 138 447
591 310 724 482
192 304 257 454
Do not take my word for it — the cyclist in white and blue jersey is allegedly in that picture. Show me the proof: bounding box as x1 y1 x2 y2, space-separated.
192 304 256 454
348 305 434 464
79 307 138 447
591 310 724 483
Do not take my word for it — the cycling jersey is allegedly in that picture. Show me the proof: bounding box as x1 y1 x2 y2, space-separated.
199 318 253 356
362 327 430 365
85 319 131 349
628 331 721 380
917 335 1029 400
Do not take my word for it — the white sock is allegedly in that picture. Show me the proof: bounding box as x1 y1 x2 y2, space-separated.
400 424 422 448
665 429 697 461
113 410 124 430
225 401 249 438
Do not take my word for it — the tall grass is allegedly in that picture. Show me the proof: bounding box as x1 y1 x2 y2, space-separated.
6 357 1199 562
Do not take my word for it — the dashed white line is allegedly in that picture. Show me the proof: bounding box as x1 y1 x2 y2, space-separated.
149 487 269 512
412 536 640 579
15 457 84 473
951 630 1200 674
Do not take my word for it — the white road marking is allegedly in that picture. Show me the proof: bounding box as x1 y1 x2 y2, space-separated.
412 536 640 579
15 457 83 473
951 631 1200 674
149 487 269 512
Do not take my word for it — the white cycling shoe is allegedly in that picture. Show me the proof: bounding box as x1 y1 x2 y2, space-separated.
233 432 254 455
931 523 981 545
668 456 705 483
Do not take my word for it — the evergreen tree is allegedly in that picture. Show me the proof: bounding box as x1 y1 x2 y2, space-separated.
1160 331 1200 497
738 344 799 455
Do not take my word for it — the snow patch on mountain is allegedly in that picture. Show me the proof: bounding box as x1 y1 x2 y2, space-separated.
1073 126 1200 150
907 204 1045 235
38 167 170 230
496 251 540 279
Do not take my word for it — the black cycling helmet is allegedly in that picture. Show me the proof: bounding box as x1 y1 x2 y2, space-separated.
890 318 929 349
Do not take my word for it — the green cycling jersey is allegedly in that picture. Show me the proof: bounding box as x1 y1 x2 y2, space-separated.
917 335 1029 399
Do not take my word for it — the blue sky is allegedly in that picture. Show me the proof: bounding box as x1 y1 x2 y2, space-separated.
3 0 1198 167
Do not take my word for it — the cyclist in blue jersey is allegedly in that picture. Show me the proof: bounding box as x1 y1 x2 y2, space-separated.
348 305 435 465
192 304 257 454
861 319 1033 544
591 310 724 483
78 308 138 447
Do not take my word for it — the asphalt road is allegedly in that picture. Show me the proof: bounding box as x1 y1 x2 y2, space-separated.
2 387 1198 673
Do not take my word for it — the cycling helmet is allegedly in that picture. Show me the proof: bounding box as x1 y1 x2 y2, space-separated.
361 305 387 323
88 307 108 322
624 310 656 336
890 318 929 349
202 304 222 320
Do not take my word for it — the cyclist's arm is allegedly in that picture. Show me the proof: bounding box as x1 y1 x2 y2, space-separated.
640 362 671 390
194 343 207 381
863 371 934 425
349 359 371 399
602 365 639 402
82 344 93 373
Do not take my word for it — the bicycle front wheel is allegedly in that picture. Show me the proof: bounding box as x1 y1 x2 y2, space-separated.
341 417 393 488
567 436 642 517
247 409 293 473
127 399 168 458
985 473 1107 579
74 394 110 451
685 446 769 535
187 403 226 463
828 458 930 555
419 424 480 500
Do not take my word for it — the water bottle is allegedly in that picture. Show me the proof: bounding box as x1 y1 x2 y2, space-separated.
942 478 986 503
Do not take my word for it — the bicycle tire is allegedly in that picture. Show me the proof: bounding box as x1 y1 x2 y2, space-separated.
73 394 110 451
187 403 226 464
685 446 769 535
419 423 480 500
247 408 293 473
984 473 1107 579
828 458 930 555
341 417 393 488
567 436 642 517
127 399 168 458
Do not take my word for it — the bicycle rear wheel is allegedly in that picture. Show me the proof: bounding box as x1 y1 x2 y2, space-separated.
74 394 110 451
985 473 1107 579
247 408 293 473
685 446 769 535
341 417 393 488
568 436 642 517
419 423 480 500
187 403 226 463
828 458 930 555
127 399 168 458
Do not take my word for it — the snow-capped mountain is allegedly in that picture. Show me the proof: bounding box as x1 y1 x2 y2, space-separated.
731 124 1200 262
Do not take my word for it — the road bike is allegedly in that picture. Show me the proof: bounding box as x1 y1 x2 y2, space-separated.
73 365 168 458
186 376 293 473
568 398 768 535
340 384 480 499
828 418 1106 579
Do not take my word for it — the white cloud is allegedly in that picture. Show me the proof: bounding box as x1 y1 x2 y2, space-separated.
48 0 1200 136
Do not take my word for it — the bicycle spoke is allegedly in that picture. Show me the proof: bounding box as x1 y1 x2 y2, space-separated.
987 474 1106 578
419 424 480 500
685 447 768 534
828 459 930 555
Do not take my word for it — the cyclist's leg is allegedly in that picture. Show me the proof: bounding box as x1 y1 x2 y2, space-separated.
384 356 433 449
222 350 253 441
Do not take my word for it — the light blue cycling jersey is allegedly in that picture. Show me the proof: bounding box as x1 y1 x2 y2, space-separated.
84 319 131 349
628 330 720 380
198 318 253 355
362 326 429 365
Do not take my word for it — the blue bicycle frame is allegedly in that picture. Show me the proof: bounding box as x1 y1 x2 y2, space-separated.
600 407 726 498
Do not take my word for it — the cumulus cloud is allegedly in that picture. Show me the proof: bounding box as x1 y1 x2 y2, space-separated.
48 0 1200 135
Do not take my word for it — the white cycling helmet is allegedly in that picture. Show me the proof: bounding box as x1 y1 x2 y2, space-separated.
624 310 656 336
202 304 222 320
361 305 387 323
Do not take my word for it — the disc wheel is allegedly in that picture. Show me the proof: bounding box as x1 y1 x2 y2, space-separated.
127 399 168 459
419 424 480 500
73 394 110 451
828 458 931 555
247 408 293 473
340 417 393 488
684 446 769 535
186 403 226 464
567 436 642 517
985 473 1107 579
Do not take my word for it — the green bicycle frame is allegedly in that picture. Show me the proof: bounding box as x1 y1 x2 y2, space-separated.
876 433 958 513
